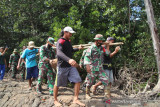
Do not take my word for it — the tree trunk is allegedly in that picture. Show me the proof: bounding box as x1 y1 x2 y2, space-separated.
128 0 131 34
144 0 160 92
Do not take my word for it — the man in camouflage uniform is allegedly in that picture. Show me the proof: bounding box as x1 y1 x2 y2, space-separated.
83 34 109 99
92 37 120 99
9 49 20 79
20 46 26 81
36 37 56 96
17 46 27 81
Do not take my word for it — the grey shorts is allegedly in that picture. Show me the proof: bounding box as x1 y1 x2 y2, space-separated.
105 69 114 83
55 66 82 87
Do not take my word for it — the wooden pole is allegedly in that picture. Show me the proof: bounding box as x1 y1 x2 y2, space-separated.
35 42 124 49
73 42 124 48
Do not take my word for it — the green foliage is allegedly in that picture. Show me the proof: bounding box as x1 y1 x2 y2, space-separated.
0 0 159 83
151 0 160 34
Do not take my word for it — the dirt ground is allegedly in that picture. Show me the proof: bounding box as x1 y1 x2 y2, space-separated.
0 74 160 107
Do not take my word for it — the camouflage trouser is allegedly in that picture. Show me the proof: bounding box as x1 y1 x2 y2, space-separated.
37 63 56 94
11 65 17 78
20 63 26 79
85 67 109 87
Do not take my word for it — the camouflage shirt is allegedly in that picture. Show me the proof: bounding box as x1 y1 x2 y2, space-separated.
39 44 56 65
84 44 106 71
9 53 20 66
79 49 87 67
20 51 25 65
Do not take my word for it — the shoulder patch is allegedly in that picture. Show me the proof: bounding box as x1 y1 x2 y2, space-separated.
59 39 66 45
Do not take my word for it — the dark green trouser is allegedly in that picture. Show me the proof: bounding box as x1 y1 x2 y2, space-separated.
37 63 56 94
20 63 26 79
11 65 17 78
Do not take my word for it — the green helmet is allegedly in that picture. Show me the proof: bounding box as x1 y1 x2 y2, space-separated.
94 34 105 41
48 37 55 45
